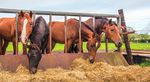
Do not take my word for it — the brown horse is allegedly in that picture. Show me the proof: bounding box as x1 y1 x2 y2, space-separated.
47 18 99 63
71 17 122 52
0 11 33 55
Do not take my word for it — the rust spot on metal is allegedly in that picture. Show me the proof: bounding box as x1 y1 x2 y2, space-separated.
0 52 128 72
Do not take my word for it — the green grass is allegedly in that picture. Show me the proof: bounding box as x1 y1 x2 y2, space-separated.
6 42 150 52
139 60 150 67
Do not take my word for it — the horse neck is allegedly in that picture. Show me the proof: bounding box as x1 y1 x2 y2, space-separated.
85 18 103 35
81 22 94 40
31 17 48 47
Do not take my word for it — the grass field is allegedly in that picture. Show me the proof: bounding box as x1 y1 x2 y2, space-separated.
5 42 150 67
6 42 150 52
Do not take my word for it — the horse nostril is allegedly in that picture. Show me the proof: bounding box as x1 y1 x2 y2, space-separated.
89 59 94 64
89 56 95 64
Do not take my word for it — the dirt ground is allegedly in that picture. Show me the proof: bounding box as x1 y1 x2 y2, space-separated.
0 58 150 82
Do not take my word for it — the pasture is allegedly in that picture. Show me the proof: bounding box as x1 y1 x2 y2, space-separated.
6 42 150 52
0 8 149 82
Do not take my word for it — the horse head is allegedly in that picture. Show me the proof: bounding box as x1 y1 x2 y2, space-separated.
18 11 33 44
27 43 41 74
101 19 122 48
87 33 99 63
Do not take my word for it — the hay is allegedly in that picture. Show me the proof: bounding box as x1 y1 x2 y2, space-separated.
0 58 150 82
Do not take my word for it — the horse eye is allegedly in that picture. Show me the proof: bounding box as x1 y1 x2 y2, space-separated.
91 45 95 48
29 23 32 26
111 29 114 32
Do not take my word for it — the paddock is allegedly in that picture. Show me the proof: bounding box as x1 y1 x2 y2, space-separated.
0 8 149 82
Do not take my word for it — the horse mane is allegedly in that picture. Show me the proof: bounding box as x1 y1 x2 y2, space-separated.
74 19 95 33
30 16 48 40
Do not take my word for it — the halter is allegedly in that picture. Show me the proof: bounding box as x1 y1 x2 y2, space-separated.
28 43 41 53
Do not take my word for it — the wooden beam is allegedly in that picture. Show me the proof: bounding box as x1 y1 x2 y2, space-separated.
118 9 133 65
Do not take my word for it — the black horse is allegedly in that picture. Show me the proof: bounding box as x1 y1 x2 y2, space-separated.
27 16 49 74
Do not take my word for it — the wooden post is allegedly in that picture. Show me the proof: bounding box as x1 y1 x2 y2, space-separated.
64 16 67 53
49 15 52 53
79 16 82 53
118 9 133 64
15 13 19 55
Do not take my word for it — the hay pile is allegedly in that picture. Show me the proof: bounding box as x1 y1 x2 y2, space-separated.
0 58 150 82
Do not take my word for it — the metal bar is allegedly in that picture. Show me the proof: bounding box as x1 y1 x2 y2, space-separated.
117 17 122 33
0 8 119 17
64 16 67 53
15 13 19 55
32 14 36 25
0 37 2 54
49 15 52 53
92 16 95 30
118 9 133 65
79 16 82 53
105 35 108 52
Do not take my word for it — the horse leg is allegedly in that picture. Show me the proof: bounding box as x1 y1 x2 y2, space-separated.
69 43 75 53
0 37 3 55
12 41 17 55
74 44 79 53
2 40 9 55
64 40 73 53
22 44 27 55
69 43 79 53
46 40 56 54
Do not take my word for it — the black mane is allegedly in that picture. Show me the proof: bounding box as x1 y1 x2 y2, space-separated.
30 16 49 51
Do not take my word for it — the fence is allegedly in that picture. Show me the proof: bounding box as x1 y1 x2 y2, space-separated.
0 8 133 64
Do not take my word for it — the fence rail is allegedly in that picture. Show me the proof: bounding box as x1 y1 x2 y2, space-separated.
0 8 119 17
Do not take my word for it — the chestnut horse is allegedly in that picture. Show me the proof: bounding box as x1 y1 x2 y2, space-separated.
70 17 122 52
47 18 100 63
0 11 33 55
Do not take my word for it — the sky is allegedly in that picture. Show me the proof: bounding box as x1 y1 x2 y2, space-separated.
0 0 150 33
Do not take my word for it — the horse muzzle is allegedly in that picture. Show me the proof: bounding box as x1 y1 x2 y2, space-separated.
29 67 37 74
89 56 95 64
20 37 28 44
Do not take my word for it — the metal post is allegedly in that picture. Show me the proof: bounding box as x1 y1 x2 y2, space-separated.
32 14 36 25
79 16 82 53
92 16 95 30
105 35 108 52
118 9 133 64
64 16 67 53
15 13 19 55
117 17 122 33
49 15 52 53
0 37 2 54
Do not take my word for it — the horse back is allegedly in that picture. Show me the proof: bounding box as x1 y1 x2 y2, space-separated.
0 18 16 39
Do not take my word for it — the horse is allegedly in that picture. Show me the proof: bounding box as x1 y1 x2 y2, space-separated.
0 11 33 55
70 17 122 52
46 18 100 63
27 16 49 74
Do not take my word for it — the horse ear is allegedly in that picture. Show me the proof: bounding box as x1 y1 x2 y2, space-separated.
109 19 112 24
19 10 24 17
29 11 32 18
